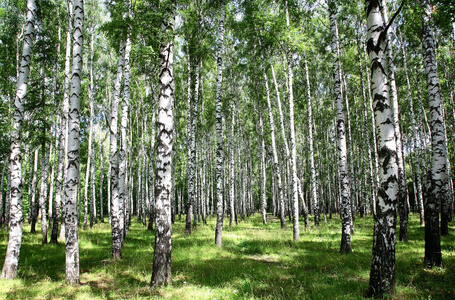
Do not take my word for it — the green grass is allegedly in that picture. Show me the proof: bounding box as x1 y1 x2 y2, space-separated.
0 213 454 299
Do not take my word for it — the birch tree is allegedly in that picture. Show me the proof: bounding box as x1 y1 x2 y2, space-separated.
110 38 125 259
365 0 400 296
1 0 36 279
285 0 299 241
328 0 352 253
63 0 84 285
421 0 448 267
214 0 225 248
150 0 174 287
51 0 73 243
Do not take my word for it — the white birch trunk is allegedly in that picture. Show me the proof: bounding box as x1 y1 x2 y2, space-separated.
39 142 50 244
380 0 408 242
119 29 132 239
185 60 199 235
262 58 285 228
110 39 125 259
151 4 174 286
400 31 424 225
1 0 36 278
365 0 399 296
99 140 105 223
303 54 319 227
328 0 351 252
229 103 235 227
63 0 84 284
214 0 225 248
356 32 376 218
83 26 95 231
0 160 7 227
285 0 299 241
422 0 447 266
30 148 39 233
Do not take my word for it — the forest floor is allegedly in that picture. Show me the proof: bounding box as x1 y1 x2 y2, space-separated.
0 213 454 299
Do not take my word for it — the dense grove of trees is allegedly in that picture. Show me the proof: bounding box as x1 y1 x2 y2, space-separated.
0 0 454 297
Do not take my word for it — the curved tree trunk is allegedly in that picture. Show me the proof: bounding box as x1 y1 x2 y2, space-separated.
1 0 36 279
365 0 400 297
63 0 84 285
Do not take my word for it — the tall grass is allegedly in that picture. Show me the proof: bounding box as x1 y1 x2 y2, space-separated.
0 213 454 299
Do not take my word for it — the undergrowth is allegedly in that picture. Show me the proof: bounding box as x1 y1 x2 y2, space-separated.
0 213 454 299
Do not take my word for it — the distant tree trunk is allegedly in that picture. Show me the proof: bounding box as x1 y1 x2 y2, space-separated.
1 0 36 279
380 0 408 242
90 141 96 228
39 141 50 244
110 39 125 259
229 103 236 227
285 0 300 241
261 53 284 228
297 177 309 228
0 160 7 227
119 29 132 239
328 0 351 253
257 103 267 226
63 0 84 285
214 0 225 248
150 3 174 287
99 141 105 223
422 0 447 266
30 148 39 233
303 54 319 227
270 64 288 227
365 0 400 297
185 59 199 235
356 31 376 219
400 30 424 225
